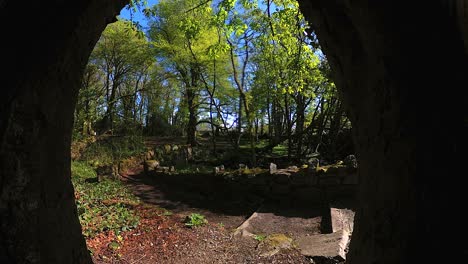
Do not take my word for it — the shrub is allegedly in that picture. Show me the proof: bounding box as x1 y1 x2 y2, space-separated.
184 213 208 228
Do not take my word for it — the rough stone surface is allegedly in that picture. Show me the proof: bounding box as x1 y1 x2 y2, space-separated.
234 205 323 241
296 230 349 261
143 160 160 174
296 1 468 263
0 1 127 263
331 208 355 233
307 158 320 169
269 163 277 174
257 234 294 257
343 155 357 169
341 172 359 185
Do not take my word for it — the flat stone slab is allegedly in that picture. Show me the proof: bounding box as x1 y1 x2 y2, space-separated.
234 204 323 239
296 230 350 261
331 208 355 233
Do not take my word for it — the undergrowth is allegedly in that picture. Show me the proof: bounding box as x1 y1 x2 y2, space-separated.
79 135 145 166
184 213 208 228
72 161 140 237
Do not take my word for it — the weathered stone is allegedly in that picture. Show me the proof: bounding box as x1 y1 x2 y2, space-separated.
336 167 350 178
257 234 294 257
319 176 342 186
343 155 357 169
296 230 350 261
186 146 193 160
273 172 290 184
308 158 320 169
169 166 175 172
271 183 290 194
292 186 323 204
3 0 461 263
214 164 225 175
316 167 327 175
158 166 170 173
174 152 188 166
331 208 355 233
164 144 171 154
96 164 118 179
249 174 269 185
325 166 346 175
145 150 155 160
269 163 277 174
234 206 322 241
342 172 359 185
290 172 310 186
143 160 159 174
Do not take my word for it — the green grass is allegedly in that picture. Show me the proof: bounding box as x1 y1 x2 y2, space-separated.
271 144 288 156
80 135 145 166
72 161 140 237
184 213 208 228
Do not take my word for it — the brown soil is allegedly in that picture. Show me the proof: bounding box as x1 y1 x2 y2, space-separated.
88 166 315 263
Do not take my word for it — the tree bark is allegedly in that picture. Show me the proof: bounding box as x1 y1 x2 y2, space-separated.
0 1 127 263
298 1 468 263
189 68 200 146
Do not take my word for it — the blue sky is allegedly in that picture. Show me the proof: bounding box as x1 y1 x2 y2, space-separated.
119 0 159 29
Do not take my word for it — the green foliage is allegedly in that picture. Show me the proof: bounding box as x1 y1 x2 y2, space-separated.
147 0 235 141
72 161 140 237
80 135 145 166
184 213 208 227
75 19 155 137
72 161 97 179
75 0 349 165
272 144 288 156
254 234 267 242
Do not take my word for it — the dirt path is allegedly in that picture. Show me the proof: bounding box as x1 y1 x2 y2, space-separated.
88 166 321 263
121 166 255 230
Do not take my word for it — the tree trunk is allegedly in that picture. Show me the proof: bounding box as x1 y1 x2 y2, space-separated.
298 1 468 263
186 88 198 146
0 1 127 263
295 94 306 159
284 93 292 159
328 99 344 160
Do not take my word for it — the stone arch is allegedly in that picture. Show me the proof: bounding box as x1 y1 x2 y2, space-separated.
297 1 468 263
0 0 467 263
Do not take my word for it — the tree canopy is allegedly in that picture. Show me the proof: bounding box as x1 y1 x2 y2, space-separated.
75 0 352 162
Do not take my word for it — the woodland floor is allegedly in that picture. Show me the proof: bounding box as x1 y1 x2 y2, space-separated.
87 165 315 263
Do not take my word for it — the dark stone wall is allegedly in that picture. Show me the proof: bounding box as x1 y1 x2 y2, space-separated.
0 1 127 263
0 0 467 263
297 1 468 263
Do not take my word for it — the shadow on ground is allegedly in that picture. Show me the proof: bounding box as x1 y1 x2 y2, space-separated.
121 168 357 230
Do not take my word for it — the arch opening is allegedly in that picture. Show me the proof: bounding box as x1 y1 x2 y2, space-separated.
71 1 357 262
1 0 467 263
